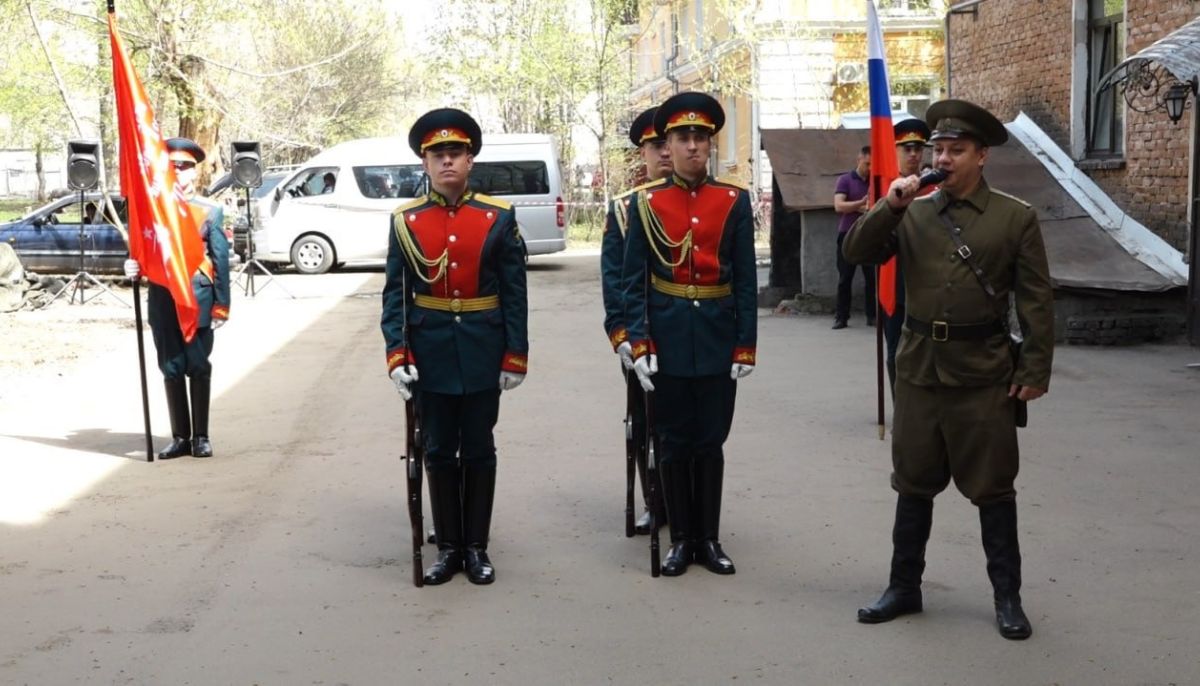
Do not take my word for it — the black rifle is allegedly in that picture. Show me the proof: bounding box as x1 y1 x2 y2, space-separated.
400 265 424 587
624 368 637 538
643 269 661 577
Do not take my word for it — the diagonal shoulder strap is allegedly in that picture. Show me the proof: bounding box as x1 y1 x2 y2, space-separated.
936 208 997 300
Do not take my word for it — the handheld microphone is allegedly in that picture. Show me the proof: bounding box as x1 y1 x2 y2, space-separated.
894 169 947 199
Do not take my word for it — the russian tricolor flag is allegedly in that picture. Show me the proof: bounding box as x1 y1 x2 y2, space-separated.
867 0 899 317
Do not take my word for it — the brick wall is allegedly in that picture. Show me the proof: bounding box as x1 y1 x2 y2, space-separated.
948 0 1198 253
948 0 1074 148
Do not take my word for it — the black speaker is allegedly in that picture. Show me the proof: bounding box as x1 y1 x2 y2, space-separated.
66 140 101 191
231 141 262 188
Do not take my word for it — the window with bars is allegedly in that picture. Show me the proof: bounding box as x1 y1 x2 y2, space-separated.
1087 0 1125 156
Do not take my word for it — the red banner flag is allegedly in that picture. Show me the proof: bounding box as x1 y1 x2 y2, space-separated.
866 0 899 316
108 11 205 342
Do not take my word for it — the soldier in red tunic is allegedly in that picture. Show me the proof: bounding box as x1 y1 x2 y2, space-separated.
621 92 758 576
382 109 529 585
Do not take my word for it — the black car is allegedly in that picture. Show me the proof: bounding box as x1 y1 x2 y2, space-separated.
0 193 129 274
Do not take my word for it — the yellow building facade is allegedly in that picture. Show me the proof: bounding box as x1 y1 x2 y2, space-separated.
626 0 946 191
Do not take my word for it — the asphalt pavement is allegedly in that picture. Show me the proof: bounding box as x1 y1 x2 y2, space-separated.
1 254 1198 685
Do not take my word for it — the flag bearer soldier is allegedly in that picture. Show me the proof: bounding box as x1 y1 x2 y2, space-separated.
600 106 673 535
622 92 757 576
382 108 529 586
124 137 231 459
843 100 1054 639
881 118 936 396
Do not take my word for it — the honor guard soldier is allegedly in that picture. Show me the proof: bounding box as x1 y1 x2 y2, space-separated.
881 118 936 396
843 100 1054 639
382 108 529 586
601 106 673 535
124 137 231 459
621 92 757 576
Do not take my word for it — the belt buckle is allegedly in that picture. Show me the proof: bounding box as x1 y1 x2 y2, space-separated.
931 320 949 342
684 284 698 299
449 298 463 313
956 245 973 260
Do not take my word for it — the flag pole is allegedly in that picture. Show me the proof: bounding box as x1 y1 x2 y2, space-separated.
108 0 152 461
875 275 885 440
132 279 154 461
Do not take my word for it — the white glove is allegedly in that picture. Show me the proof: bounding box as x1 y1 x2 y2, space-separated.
211 318 226 330
390 364 418 400
633 354 657 392
731 363 754 379
499 371 525 391
123 258 140 281
616 341 634 370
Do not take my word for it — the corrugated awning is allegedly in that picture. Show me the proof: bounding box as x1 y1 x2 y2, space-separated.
1097 14 1200 93
762 129 869 211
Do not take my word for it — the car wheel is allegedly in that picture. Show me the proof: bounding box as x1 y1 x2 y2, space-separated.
291 234 335 274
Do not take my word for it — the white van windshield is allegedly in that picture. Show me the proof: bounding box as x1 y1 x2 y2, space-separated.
470 161 549 195
282 167 339 197
353 165 425 199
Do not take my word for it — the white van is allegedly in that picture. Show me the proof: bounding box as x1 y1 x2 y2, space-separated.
252 134 566 274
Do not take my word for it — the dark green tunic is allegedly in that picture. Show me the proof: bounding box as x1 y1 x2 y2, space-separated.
843 179 1053 504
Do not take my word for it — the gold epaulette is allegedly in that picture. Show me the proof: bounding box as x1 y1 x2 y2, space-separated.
713 176 749 191
630 178 669 194
612 187 637 202
393 196 426 219
473 193 513 210
610 194 631 235
990 189 1032 209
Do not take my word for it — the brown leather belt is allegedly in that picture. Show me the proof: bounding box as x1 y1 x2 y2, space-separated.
414 294 499 313
651 274 731 299
906 316 1005 342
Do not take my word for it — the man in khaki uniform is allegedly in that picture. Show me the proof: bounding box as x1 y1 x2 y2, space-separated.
842 99 1053 640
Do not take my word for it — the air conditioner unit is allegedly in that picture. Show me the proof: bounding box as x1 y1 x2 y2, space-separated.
835 62 867 84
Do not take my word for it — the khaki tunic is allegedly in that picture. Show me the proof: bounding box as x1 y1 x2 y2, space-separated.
842 178 1054 504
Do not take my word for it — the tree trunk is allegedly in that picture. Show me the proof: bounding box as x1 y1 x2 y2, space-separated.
174 55 223 190
34 142 45 204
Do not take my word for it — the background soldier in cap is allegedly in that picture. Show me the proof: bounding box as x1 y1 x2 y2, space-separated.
622 91 757 577
382 108 528 586
880 118 936 396
601 106 672 535
124 137 231 459
843 100 1053 640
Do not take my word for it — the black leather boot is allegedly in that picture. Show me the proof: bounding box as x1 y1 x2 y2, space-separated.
659 461 693 576
694 457 734 575
189 374 213 458
858 494 933 623
463 464 497 585
158 378 191 459
980 500 1032 640
423 466 463 585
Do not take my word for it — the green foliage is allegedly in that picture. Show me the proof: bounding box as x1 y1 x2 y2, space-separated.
0 0 82 151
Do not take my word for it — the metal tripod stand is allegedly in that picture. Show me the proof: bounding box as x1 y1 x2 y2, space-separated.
233 186 292 298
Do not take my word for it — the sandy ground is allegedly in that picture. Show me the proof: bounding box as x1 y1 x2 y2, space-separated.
1 255 1199 685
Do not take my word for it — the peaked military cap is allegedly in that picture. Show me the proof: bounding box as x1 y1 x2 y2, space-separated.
926 99 1009 147
408 108 483 157
165 137 206 164
894 118 932 147
653 91 725 137
629 107 661 147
